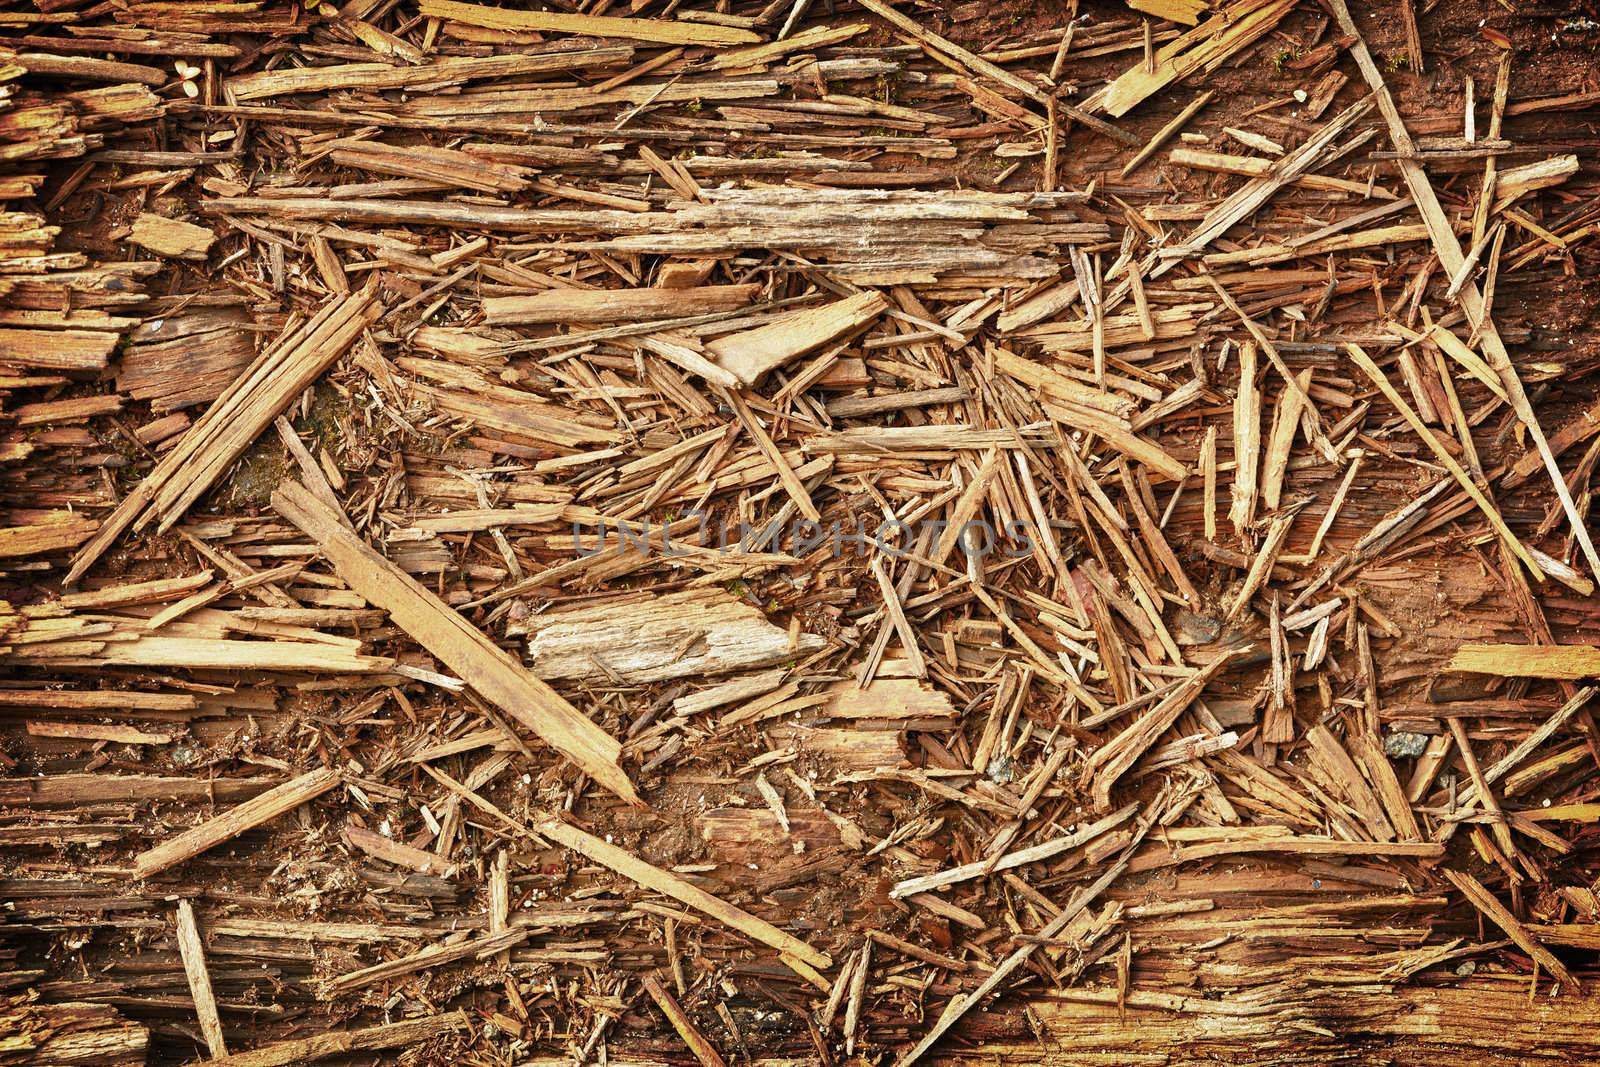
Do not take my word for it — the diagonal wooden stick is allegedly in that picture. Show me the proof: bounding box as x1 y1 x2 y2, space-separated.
273 480 640 805
1443 868 1580 993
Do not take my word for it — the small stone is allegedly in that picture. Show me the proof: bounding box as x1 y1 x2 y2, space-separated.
1173 608 1222 646
986 754 1017 785
1384 731 1430 759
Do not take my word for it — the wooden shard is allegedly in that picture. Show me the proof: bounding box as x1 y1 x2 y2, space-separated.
1447 644 1600 680
417 0 762 45
127 213 214 260
536 816 831 970
272 480 639 805
708 291 889 386
526 589 823 684
134 768 341 879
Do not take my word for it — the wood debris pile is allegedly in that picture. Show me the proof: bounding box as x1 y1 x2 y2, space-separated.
3 0 1600 1064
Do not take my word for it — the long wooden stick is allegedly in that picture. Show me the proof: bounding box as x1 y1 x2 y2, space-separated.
1120 88 1213 176
272 480 639 805
1442 869 1580 993
175 900 228 1059
204 1013 471 1067
890 803 1137 899
134 767 341 879
418 0 760 45
324 929 528 994
536 816 831 970
642 973 729 1067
